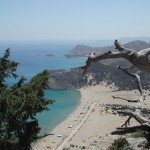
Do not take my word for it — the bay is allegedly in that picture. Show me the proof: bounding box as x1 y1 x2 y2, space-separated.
0 40 111 133
38 89 80 133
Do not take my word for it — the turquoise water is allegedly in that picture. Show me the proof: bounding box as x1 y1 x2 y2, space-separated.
37 89 80 133
0 40 111 133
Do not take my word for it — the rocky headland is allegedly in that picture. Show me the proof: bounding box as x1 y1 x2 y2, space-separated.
65 40 150 58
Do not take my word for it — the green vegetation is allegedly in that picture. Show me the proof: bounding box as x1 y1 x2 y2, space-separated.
135 129 146 138
0 49 54 150
108 137 134 150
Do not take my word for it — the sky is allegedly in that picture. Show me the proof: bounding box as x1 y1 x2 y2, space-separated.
0 0 150 41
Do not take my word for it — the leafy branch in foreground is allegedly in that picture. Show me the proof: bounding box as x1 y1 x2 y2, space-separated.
0 49 54 150
0 48 18 89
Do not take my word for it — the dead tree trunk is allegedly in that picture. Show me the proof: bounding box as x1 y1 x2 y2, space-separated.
112 65 150 148
81 39 150 148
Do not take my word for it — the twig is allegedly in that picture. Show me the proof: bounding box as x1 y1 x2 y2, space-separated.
121 116 132 127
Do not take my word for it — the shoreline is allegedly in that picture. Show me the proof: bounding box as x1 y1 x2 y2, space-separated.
32 87 87 149
33 83 150 150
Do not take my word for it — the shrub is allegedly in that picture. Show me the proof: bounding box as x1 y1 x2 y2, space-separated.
108 137 134 150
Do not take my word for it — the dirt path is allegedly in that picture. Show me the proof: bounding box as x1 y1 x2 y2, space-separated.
56 103 96 150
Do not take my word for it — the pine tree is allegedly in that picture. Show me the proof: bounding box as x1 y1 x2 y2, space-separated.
0 49 54 150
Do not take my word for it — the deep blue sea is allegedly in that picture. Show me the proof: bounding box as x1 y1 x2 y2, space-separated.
0 40 112 133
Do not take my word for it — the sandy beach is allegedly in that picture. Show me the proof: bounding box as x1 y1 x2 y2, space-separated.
33 82 150 150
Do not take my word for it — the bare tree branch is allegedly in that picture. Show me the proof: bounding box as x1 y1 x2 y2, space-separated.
111 125 142 135
121 116 132 127
117 110 150 125
81 39 150 74
112 95 138 103
117 65 146 108
117 65 143 94
80 39 150 147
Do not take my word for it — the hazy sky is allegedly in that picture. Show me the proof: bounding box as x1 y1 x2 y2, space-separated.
0 0 150 40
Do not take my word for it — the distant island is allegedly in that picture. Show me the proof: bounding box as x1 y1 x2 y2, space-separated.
46 54 55 57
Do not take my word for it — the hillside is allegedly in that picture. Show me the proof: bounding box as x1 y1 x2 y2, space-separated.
48 62 150 90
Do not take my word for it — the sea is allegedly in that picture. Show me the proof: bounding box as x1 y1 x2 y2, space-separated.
0 40 112 134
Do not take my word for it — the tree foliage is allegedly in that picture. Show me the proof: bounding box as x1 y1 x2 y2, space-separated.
0 49 54 150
